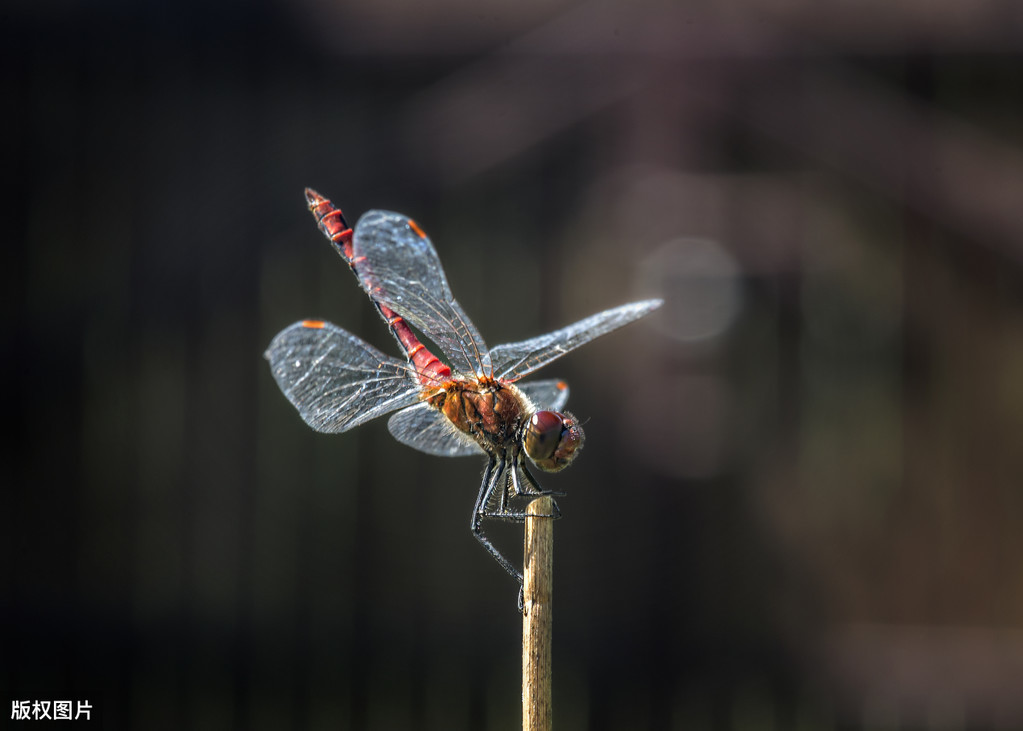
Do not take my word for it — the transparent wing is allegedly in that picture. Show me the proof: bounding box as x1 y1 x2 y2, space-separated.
387 402 484 458
489 299 663 382
517 379 570 411
265 320 424 434
353 210 491 379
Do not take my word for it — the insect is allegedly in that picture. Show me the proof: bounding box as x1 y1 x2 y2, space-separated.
265 189 662 591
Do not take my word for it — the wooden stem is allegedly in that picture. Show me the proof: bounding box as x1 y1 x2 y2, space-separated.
522 495 554 731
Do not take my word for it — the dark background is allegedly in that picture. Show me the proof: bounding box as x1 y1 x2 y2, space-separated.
4 1 1023 729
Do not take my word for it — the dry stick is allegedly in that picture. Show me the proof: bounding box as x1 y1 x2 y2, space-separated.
522 495 555 731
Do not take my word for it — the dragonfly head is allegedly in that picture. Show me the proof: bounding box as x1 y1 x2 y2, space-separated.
524 410 584 472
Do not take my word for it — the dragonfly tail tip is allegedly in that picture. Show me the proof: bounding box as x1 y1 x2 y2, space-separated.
304 188 325 207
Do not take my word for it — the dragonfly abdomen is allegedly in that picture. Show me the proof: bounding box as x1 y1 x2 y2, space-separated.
377 303 451 385
305 188 451 387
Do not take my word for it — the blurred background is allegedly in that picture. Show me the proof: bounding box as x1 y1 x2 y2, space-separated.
4 0 1023 729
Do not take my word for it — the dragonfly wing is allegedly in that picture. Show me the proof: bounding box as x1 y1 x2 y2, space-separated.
489 299 663 382
387 402 484 458
265 320 424 433
517 379 571 411
353 211 491 378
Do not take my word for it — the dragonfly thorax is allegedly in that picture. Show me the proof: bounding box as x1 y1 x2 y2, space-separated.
430 380 529 455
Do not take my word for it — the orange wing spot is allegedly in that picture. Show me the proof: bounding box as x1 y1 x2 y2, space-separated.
556 381 568 390
302 320 326 329
407 219 427 239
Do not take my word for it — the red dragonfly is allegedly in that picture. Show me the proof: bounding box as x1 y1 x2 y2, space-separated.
266 189 662 590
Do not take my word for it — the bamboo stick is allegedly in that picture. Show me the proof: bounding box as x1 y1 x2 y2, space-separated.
522 495 555 731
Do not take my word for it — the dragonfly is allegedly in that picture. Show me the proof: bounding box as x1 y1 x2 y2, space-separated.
266 189 662 593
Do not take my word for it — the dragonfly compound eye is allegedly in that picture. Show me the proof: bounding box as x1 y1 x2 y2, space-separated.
524 410 584 472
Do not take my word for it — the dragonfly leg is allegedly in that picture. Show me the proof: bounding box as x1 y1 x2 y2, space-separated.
471 455 523 587
471 456 562 609
513 460 566 500
484 461 562 523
